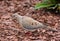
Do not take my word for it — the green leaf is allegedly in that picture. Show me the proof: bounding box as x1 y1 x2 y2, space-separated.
35 3 55 9
57 4 60 10
42 0 51 4
47 4 57 9
42 0 56 4
49 0 56 4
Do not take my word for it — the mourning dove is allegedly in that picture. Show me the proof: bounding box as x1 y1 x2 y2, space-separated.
12 13 57 31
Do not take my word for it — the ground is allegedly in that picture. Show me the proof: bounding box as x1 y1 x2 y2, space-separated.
0 0 60 41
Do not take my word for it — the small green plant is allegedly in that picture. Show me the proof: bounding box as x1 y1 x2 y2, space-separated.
35 0 60 13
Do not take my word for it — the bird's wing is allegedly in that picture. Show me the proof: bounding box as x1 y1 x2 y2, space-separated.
22 16 45 29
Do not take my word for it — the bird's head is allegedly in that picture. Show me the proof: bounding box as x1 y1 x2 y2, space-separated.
12 13 23 20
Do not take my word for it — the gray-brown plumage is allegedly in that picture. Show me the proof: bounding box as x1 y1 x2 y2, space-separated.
12 13 57 31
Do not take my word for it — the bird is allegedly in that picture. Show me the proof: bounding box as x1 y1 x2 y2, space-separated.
12 13 57 31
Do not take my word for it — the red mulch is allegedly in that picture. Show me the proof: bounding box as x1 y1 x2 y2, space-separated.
0 0 60 41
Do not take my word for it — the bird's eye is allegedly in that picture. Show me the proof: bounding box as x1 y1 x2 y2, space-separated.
12 14 17 19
